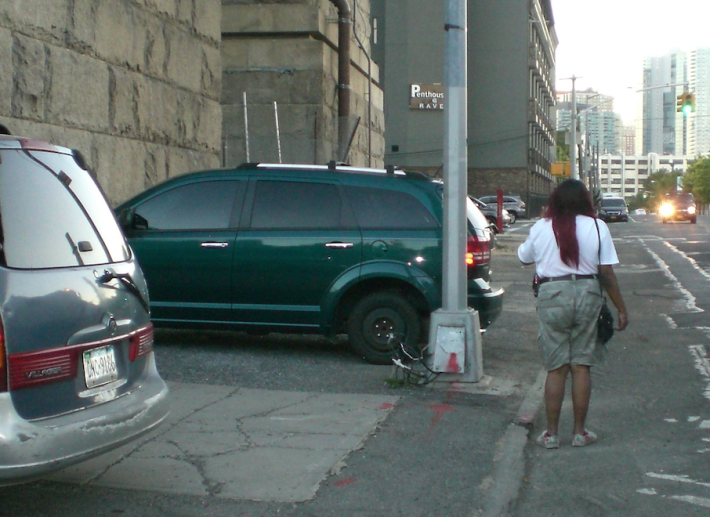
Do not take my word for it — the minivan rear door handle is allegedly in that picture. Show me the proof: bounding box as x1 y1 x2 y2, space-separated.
201 242 229 249
325 242 354 249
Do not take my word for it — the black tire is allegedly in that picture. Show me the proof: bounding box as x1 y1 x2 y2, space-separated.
508 211 517 224
691 218 697 224
347 291 421 365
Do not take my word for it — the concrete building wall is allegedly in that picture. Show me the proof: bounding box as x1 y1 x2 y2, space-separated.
221 0 384 168
0 0 222 206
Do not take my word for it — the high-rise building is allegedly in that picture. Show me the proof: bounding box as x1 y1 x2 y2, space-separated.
556 89 622 154
639 47 710 157
623 127 636 155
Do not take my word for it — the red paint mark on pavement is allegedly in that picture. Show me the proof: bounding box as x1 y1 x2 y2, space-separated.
379 402 395 410
334 477 356 487
430 403 455 426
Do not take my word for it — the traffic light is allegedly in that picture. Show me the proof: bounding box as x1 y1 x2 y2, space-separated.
676 92 695 115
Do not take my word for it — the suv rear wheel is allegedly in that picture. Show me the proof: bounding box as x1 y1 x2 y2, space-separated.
347 291 421 365
508 211 517 224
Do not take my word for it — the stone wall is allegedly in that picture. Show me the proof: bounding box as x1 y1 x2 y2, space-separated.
0 0 222 205
221 0 384 168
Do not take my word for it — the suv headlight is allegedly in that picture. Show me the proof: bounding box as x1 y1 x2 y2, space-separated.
659 203 674 217
688 205 696 214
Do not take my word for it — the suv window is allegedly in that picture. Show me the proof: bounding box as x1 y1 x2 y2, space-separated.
250 180 351 229
601 198 626 208
345 186 439 229
0 150 128 269
134 180 244 230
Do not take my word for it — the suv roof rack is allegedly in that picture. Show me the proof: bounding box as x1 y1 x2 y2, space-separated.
235 162 419 178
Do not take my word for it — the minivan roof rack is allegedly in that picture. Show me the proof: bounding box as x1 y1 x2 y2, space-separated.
235 162 416 177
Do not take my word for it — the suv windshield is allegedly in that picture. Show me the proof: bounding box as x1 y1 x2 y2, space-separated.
601 198 626 208
0 149 130 269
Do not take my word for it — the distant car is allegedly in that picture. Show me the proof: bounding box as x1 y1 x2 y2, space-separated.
660 192 697 224
478 195 526 223
0 135 170 485
633 208 647 215
116 162 505 365
597 196 629 223
470 196 511 232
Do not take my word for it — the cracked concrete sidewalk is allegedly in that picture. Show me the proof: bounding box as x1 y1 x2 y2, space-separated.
47 382 399 503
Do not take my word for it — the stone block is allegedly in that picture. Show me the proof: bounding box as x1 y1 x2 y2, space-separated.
0 0 69 45
165 25 204 92
145 0 178 19
136 77 179 144
67 0 98 54
47 46 110 131
142 14 170 78
109 67 139 135
11 35 50 121
201 44 222 99
0 29 12 117
94 0 138 69
194 0 222 43
222 4 318 34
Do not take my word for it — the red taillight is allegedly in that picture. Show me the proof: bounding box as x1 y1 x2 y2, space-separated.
129 323 154 361
466 234 491 266
0 319 7 392
7 324 154 391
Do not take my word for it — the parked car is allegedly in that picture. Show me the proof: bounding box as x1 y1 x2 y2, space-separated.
470 196 511 232
633 208 647 215
0 135 170 485
597 196 629 223
660 192 697 224
116 162 505 365
478 195 526 223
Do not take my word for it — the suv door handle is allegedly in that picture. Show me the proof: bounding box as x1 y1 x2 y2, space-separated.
325 242 354 249
201 242 229 248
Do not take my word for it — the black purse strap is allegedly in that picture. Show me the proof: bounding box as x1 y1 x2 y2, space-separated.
594 219 604 296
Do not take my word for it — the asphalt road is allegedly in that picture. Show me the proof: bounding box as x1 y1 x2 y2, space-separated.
1 213 709 517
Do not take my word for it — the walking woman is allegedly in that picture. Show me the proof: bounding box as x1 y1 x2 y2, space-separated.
518 180 628 449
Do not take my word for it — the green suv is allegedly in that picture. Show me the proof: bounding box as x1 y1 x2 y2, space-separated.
116 163 504 364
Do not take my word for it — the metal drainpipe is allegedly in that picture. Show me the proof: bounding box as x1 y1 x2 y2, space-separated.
329 0 352 161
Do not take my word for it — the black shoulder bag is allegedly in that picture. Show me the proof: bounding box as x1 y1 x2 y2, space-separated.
594 220 614 344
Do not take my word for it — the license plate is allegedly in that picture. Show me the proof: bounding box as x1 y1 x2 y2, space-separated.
83 345 118 388
610 215 617 220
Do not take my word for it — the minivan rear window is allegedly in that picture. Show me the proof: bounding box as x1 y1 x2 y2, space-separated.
0 149 130 269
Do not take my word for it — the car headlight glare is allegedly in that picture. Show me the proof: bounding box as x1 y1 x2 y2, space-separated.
659 203 674 217
688 206 696 214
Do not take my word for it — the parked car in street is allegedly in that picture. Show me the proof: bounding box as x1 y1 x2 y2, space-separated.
116 162 505 365
0 135 170 485
597 196 629 223
478 195 526 223
470 196 511 232
633 208 647 215
660 192 697 224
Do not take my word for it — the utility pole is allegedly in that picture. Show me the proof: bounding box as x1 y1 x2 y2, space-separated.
570 76 578 180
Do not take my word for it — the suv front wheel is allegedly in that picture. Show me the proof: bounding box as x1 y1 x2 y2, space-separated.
347 291 422 365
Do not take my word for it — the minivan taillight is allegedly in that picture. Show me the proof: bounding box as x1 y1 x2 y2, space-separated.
466 234 491 266
129 323 154 361
0 319 7 392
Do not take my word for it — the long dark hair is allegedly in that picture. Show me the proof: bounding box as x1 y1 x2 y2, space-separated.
543 179 596 267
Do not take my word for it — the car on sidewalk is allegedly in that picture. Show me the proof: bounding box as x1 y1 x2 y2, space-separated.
470 196 511 232
478 195 526 223
659 192 697 224
116 162 505 365
0 135 170 485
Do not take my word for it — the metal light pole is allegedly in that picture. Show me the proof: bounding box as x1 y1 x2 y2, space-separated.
426 0 483 383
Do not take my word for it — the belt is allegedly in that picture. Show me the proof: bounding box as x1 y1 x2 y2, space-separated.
538 274 597 285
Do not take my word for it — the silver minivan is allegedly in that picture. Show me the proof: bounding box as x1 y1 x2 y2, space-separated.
0 135 170 485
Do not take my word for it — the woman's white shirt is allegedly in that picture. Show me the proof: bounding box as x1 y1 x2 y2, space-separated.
517 216 619 278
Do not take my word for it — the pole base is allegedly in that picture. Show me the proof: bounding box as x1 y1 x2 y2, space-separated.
426 308 483 383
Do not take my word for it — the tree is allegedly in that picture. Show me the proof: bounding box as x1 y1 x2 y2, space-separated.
556 131 569 162
683 157 710 212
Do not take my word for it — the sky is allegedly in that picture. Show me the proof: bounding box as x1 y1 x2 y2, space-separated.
551 0 710 126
